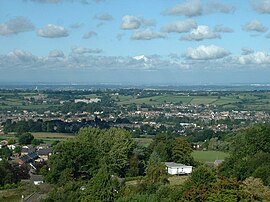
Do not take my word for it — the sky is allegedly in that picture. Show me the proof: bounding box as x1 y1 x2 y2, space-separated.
1 0 270 85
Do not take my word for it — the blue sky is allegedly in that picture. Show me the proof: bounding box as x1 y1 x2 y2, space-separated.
1 0 270 84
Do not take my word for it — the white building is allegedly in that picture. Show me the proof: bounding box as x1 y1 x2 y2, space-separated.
165 162 193 175
74 98 101 104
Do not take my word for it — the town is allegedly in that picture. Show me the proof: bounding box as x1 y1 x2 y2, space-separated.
1 87 270 201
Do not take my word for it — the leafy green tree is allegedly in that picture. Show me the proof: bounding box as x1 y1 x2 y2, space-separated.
172 138 195 165
7 138 16 145
18 133 34 145
81 164 121 202
0 161 13 187
94 128 134 177
219 125 270 182
148 133 174 162
14 146 22 154
43 181 83 202
241 177 270 201
127 154 140 177
46 138 98 184
188 164 216 187
0 147 12 159
31 138 44 146
145 151 168 185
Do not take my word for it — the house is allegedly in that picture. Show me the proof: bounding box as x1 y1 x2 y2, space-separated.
30 175 44 185
21 145 35 156
7 144 18 150
165 162 193 175
37 147 53 161
16 152 39 165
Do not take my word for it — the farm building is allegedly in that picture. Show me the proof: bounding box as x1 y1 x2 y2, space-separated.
165 162 193 175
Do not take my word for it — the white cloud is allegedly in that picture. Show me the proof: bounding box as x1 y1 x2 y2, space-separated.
238 51 270 64
266 33 270 38
131 29 165 40
251 0 270 14
241 48 254 55
0 16 35 36
121 15 155 30
163 0 202 17
70 23 83 29
162 19 197 33
94 13 113 21
242 20 268 32
37 24 69 38
214 25 234 33
71 47 102 54
83 31 97 39
121 15 141 29
181 25 220 41
28 0 102 4
185 45 230 60
204 1 235 14
49 49 65 58
163 0 235 17
0 49 186 71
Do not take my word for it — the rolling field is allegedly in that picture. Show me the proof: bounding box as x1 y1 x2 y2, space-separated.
114 92 270 111
192 150 229 162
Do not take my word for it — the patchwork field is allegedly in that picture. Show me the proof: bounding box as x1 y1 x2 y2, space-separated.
114 92 270 111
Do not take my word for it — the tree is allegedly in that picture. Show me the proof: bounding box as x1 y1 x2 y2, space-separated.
241 177 270 201
0 161 13 187
18 133 34 145
31 138 44 146
46 138 98 184
81 164 121 202
0 147 12 159
219 125 270 182
172 138 195 165
187 164 216 187
145 151 168 185
94 128 134 177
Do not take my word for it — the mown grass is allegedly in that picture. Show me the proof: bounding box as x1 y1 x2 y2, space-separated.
192 150 229 162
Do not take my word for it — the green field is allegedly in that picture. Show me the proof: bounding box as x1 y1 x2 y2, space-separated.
0 132 75 144
0 182 40 202
32 132 75 139
134 138 153 146
113 92 270 112
192 150 229 162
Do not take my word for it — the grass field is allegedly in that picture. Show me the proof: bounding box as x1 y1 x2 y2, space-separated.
114 92 270 112
0 183 39 202
126 175 188 186
134 138 153 146
168 175 189 186
32 132 75 139
116 94 242 106
192 150 229 162
0 132 75 144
